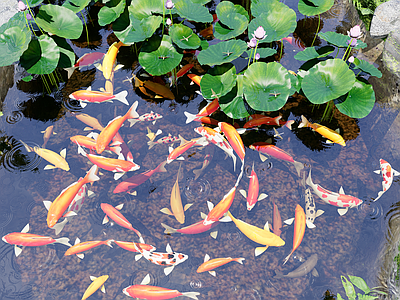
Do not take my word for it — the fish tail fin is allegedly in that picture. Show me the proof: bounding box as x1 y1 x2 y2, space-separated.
293 161 304 177
54 237 72 247
106 239 114 247
285 120 295 130
235 258 245 264
193 168 202 180
274 270 284 278
181 292 200 300
275 115 282 125
184 111 197 124
86 165 100 183
147 140 156 149
114 90 129 105
161 223 178 234
298 115 309 128
52 218 69 235
19 140 33 152
110 145 122 156
126 101 139 119
283 251 294 265
155 161 168 173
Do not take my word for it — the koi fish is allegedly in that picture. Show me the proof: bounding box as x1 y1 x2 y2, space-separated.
113 241 156 261
243 115 282 128
226 211 285 256
123 274 200 300
127 111 163 127
147 134 181 149
176 64 194 78
146 127 162 142
97 41 124 80
64 237 114 259
184 98 219 123
41 125 56 148
64 51 105 78
96 101 139 154
218 122 245 163
239 163 268 211
283 205 306 265
197 254 245 276
271 199 283 237
101 203 144 243
69 87 129 108
19 140 69 171
281 36 306 50
47 165 99 228
299 115 346 146
203 186 237 226
373 159 400 201
113 161 167 194
2 224 71 257
70 133 121 156
134 243 188 276
166 137 208 164
161 218 219 239
160 164 193 224
193 144 214 180
186 73 202 86
82 275 109 300
143 80 175 99
301 172 324 227
274 254 319 278
306 170 363 215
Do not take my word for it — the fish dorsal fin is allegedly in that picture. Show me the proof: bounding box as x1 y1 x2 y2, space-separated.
21 223 30 233
204 254 210 262
306 220 316 228
43 201 52 211
207 201 214 211
74 237 81 245
339 186 345 194
141 274 151 285
239 189 247 198
90 276 97 281
284 218 294 225
115 204 124 210
164 266 174 276
166 243 173 253
200 212 207 219
264 222 270 231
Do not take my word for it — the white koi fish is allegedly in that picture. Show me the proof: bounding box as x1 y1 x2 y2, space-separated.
301 172 324 227
373 159 400 201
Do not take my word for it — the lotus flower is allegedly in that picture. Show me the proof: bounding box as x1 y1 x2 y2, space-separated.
165 0 174 9
252 26 266 41
347 25 362 39
26 13 32 20
347 38 357 47
348 56 354 63
18 1 27 11
166 18 172 26
247 38 257 48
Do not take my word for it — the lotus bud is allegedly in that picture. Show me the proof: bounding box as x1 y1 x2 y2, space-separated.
252 26 266 41
347 25 362 39
247 38 257 48
26 13 32 20
255 53 260 60
347 38 357 47
165 0 174 9
348 56 354 63
166 18 172 26
18 1 27 11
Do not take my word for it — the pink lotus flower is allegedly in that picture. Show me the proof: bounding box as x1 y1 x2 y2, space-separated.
165 0 174 9
18 1 27 11
247 38 257 48
252 26 266 40
347 38 357 47
348 56 355 63
255 53 260 60
166 18 172 26
347 25 362 39
26 13 32 20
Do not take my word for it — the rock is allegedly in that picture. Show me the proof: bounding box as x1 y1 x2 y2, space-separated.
370 0 400 38
0 0 18 27
383 31 400 80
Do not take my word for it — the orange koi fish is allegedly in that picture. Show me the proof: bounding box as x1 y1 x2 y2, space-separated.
186 73 202 86
47 165 99 228
96 101 139 154
70 134 121 156
64 51 105 78
197 254 245 276
97 41 124 80
82 275 109 300
184 98 220 124
161 219 219 239
203 186 237 226
114 241 156 261
166 137 208 164
101 203 144 243
64 237 114 259
243 115 282 128
2 224 71 257
239 163 268 211
283 205 306 265
218 122 245 163
299 115 346 146
176 64 194 78
41 125 56 148
143 80 175 99
69 88 129 108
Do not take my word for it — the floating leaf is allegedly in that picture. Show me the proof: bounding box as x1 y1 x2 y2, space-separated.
245 47 277 59
301 58 355 104
197 40 247 66
139 35 182 76
348 275 371 295
63 0 91 13
98 0 126 26
191 0 212 4
169 24 201 49
298 0 334 16
341 276 356 300
319 31 367 49
0 25 31 67
335 80 375 118
200 63 237 99
243 61 291 111
23 0 44 7
22 75 33 82
129 0 164 19
20 35 60 75
174 0 213 23
294 46 334 61
36 4 83 39
288 71 300 95
51 36 75 68
353 58 382 78
219 75 250 119
214 1 248 40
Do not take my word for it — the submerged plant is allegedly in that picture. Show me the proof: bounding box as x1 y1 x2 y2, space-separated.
337 275 386 300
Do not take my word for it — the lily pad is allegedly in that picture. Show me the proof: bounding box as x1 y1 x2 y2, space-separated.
23 0 44 7
169 24 201 49
294 45 334 61
288 71 300 95
301 58 355 104
318 31 367 49
243 61 291 111
200 64 237 99
214 2 248 40
51 36 75 68
197 40 247 66
98 0 126 26
36 4 83 39
335 80 375 118
0 21 31 67
191 0 212 4
219 75 250 119
248 2 297 43
139 35 182 75
63 0 91 13
298 0 334 16
129 0 163 20
20 35 60 75
353 57 382 78
245 47 277 59
174 0 213 23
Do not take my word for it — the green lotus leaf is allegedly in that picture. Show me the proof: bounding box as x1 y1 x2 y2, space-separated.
169 24 201 49
335 80 375 118
200 39 209 50
219 75 250 119
200 64 237 99
0 11 26 33
294 45 335 61
318 31 367 49
20 35 60 75
247 3 296 43
174 0 213 23
353 57 382 78
288 71 300 95
197 40 247 66
0 25 31 67
245 47 277 59
301 58 355 104
243 61 291 111
98 0 126 26
191 0 212 4
51 36 75 68
214 2 248 40
139 35 182 76
23 0 44 7
22 75 33 82
129 0 163 19
36 4 83 39
298 0 334 16
63 0 91 13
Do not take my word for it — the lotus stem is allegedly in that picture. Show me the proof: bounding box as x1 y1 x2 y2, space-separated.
279 39 283 61
252 40 259 64
26 4 45 35
311 14 320 47
41 75 51 94
24 11 36 36
81 11 90 46
342 40 353 60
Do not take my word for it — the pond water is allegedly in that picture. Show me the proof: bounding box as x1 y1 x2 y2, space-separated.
0 0 399 300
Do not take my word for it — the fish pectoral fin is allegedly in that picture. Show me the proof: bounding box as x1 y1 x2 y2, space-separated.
102 215 109 224
315 210 325 217
164 266 174 276
114 172 125 180
210 230 218 239
114 64 124 72
239 189 247 198
80 101 87 108
306 220 316 229
259 153 268 162
219 215 232 222
338 186 345 194
264 222 270 231
258 193 268 201
200 212 207 219
115 203 124 210
373 169 381 174
326 139 334 144
43 201 52 211
284 218 295 225
14 246 22 257
44 165 56 170
63 211 77 218
337 207 348 216
394 169 400 176
255 246 268 257
21 223 30 233
184 203 193 211
135 254 142 261
100 285 106 293
207 201 214 211
208 270 217 277
95 63 103 71
160 208 173 215
59 148 67 159
141 274 151 285
77 253 85 259
90 276 97 281
166 243 173 253
312 268 319 277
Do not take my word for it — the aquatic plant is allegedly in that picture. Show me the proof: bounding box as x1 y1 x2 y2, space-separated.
337 275 386 300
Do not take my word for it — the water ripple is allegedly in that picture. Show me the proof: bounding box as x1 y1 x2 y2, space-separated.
356 201 384 221
3 141 41 173
5 111 24 124
184 178 211 202
62 97 83 112
230 286 262 300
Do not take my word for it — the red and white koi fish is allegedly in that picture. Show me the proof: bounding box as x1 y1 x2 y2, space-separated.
70 134 121 156
69 87 129 108
64 51 105 78
47 165 99 228
184 98 219 123
127 111 163 127
134 243 188 276
193 144 214 180
2 224 71 257
218 122 245 163
123 274 200 300
282 36 306 50
166 137 208 164
100 203 144 243
64 237 114 259
203 186 237 226
147 134 181 149
299 115 346 146
81 275 109 300
239 163 268 211
41 125 56 148
113 161 167 194
283 205 306 265
96 101 139 154
243 115 282 128
114 241 156 261
373 159 400 201
306 170 363 215
197 254 245 276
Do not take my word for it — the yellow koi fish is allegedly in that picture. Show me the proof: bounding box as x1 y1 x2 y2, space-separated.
81 275 109 300
97 41 124 80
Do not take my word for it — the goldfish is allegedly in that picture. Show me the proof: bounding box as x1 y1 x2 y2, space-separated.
147 134 181 149
184 98 220 123
113 241 156 261
70 133 121 156
81 275 109 300
197 254 245 276
101 203 144 243
243 115 283 128
283 205 306 265
69 87 129 108
132 74 175 99
127 111 163 127
275 254 319 278
64 51 105 78
218 122 245 163
113 161 167 194
95 101 139 154
19 140 69 171
72 112 104 132
97 41 124 80
47 165 99 228
64 237 114 259
306 170 363 215
2 224 71 257
203 186 237 226
373 159 400 201
239 163 268 211
41 125 56 148
298 115 346 146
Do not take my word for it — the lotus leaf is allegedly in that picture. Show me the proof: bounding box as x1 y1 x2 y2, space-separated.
353 57 382 78
219 75 251 119
197 40 247 66
174 0 213 23
200 64 237 99
98 0 126 26
191 0 212 4
294 46 335 61
0 21 31 67
214 2 248 40
298 0 334 16
288 71 300 95
36 4 83 39
243 62 291 111
51 36 75 68
63 0 91 13
301 58 355 104
24 0 44 7
245 48 277 59
129 0 164 20
318 31 367 49
169 24 201 49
